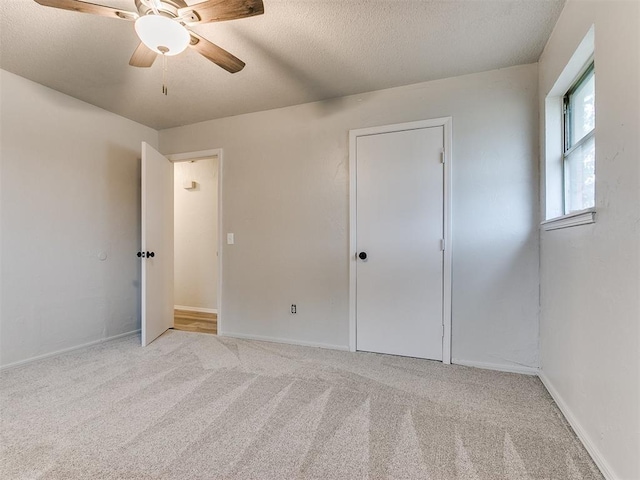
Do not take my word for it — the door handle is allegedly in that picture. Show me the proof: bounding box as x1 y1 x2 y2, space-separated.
137 251 145 258
358 251 367 260
146 251 155 258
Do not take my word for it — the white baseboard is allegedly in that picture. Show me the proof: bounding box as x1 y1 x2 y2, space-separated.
452 358 539 376
174 305 218 314
538 371 615 480
0 330 140 371
219 331 349 352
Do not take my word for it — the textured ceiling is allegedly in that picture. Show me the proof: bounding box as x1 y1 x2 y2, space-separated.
0 0 565 130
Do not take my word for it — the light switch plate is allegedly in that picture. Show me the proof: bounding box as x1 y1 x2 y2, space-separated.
227 233 234 245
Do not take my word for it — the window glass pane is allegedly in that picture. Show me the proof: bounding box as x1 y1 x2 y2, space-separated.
570 71 595 146
565 134 595 213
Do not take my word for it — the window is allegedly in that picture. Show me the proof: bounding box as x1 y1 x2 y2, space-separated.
563 62 595 214
542 26 595 229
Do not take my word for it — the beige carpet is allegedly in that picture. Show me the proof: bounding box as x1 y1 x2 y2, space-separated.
0 330 602 479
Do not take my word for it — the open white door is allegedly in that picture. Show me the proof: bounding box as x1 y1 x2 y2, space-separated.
141 142 174 346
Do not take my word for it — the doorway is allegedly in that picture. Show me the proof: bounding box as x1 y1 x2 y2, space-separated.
348 119 452 363
172 157 219 335
141 145 224 346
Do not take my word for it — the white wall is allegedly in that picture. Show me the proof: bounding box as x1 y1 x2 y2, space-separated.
160 64 541 370
174 157 218 310
538 2 640 479
0 70 158 367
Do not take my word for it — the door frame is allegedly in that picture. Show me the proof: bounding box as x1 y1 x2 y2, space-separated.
348 118 452 363
167 148 224 335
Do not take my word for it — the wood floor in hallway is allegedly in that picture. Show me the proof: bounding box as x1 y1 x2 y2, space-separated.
173 309 217 335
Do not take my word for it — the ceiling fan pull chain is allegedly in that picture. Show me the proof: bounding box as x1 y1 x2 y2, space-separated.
160 48 169 96
163 54 167 95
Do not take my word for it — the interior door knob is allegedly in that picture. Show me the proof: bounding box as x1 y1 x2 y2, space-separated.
137 251 145 258
358 251 367 260
146 251 155 258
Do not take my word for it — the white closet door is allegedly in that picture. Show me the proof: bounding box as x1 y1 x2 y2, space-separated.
356 127 444 360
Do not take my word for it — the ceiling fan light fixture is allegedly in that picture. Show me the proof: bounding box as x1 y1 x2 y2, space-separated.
134 15 190 56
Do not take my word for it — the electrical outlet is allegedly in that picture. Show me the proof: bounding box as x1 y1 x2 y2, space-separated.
290 304 297 314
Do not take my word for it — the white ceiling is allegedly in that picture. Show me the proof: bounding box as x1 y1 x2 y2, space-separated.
0 0 565 130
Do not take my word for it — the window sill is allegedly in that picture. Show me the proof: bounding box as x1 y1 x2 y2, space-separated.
541 208 596 231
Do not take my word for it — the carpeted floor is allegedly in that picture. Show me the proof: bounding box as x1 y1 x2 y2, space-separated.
0 330 603 479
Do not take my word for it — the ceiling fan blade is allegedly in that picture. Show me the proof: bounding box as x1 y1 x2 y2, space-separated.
129 42 157 68
34 0 138 20
189 32 245 73
179 0 264 24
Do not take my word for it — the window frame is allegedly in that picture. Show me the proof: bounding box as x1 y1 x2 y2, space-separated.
562 60 595 215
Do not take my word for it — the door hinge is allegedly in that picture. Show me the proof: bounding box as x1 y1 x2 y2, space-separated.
440 148 445 164
442 324 445 338
440 238 445 251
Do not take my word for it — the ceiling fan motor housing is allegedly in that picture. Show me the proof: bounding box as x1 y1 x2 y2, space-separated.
134 1 200 24
135 0 179 18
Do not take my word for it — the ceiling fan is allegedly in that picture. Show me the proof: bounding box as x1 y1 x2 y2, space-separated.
33 0 265 73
